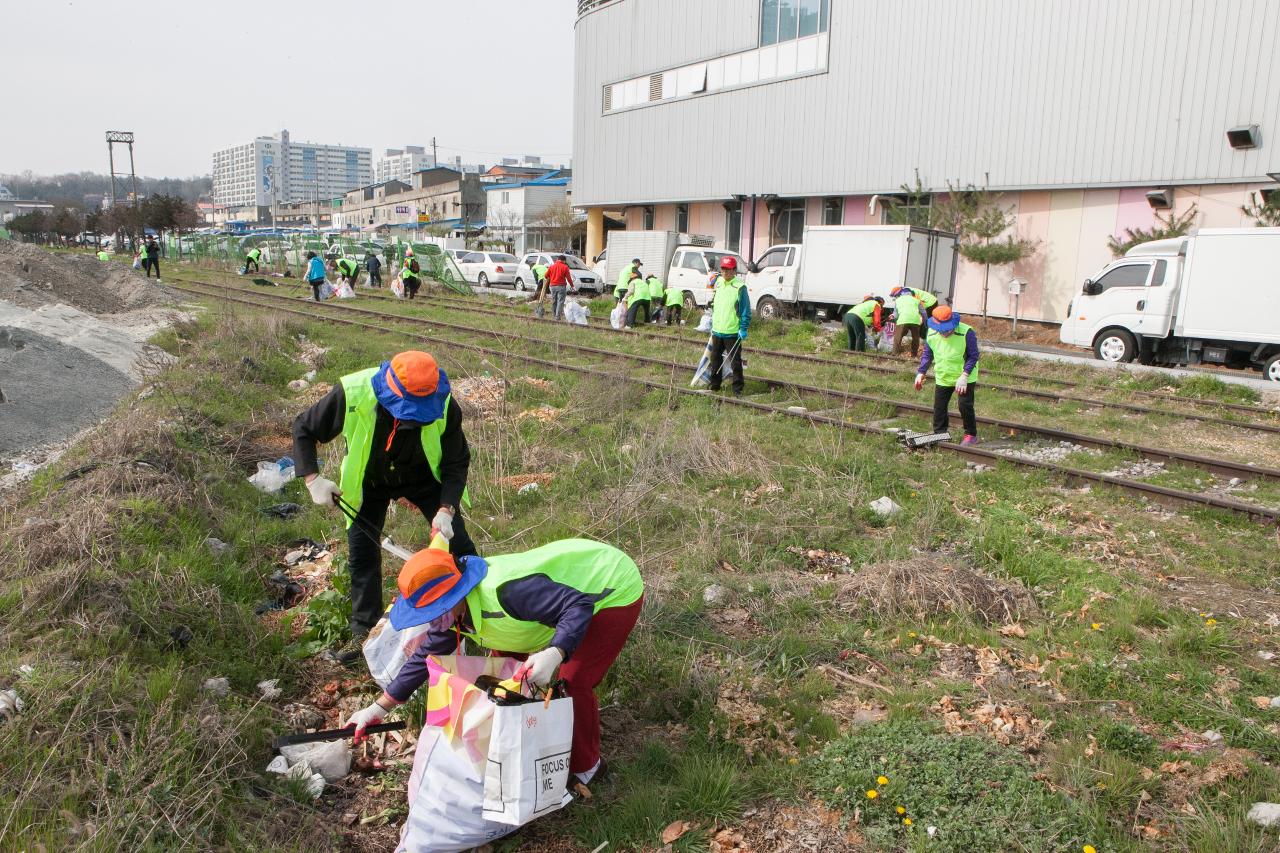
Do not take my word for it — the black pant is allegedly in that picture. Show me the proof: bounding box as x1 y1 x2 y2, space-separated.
666 304 682 326
844 313 867 351
932 383 977 436
347 484 477 633
625 300 649 327
245 258 259 272
404 276 421 299
708 334 744 394
369 269 382 287
309 280 324 302
148 257 160 278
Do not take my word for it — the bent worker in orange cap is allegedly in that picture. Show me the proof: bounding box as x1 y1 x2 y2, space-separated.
292 350 474 663
348 538 644 793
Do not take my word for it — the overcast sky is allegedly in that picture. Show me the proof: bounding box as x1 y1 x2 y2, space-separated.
3 0 576 178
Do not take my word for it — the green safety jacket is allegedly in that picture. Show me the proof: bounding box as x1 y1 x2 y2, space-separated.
337 258 357 277
247 248 261 262
533 263 549 282
614 263 635 297
894 292 922 326
665 284 683 307
626 278 649 307
850 299 879 324
711 276 746 335
917 290 938 313
462 539 644 654
97 251 110 261
401 257 420 280
646 278 664 301
337 368 451 527
926 323 980 387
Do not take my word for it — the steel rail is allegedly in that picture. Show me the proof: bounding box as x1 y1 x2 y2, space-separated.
168 278 1280 486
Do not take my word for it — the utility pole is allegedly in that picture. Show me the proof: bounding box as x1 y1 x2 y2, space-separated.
432 137 438 168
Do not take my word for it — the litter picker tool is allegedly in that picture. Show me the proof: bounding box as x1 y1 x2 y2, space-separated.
271 720 406 750
333 495 415 560
898 430 952 450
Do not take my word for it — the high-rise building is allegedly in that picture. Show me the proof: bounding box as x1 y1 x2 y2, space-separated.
375 146 435 184
211 130 372 210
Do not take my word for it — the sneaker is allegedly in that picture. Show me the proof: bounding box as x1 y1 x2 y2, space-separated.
570 759 608 799
961 434 979 446
335 632 369 665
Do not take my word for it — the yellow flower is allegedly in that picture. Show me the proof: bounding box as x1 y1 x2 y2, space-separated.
896 806 906 815
866 790 878 799
1096 782 1107 790
1091 623 1102 631
903 818 913 826
877 775 889 786
788 757 799 765
1083 846 1097 853
908 631 917 638
1205 619 1218 626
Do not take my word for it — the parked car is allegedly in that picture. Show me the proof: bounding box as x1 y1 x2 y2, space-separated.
514 253 602 293
457 251 519 287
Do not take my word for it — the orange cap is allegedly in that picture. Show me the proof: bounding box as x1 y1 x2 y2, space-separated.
397 547 460 605
931 306 954 323
385 351 440 399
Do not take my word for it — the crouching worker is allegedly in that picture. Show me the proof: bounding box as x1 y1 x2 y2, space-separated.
292 350 476 662
914 306 980 445
349 538 644 790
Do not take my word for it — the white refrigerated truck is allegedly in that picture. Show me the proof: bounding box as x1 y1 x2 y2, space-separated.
594 230 716 293
744 225 958 319
1059 228 1280 381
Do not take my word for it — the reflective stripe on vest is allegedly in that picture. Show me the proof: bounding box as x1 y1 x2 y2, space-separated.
712 277 745 335
337 368 450 527
927 323 979 387
894 294 922 326
462 539 644 653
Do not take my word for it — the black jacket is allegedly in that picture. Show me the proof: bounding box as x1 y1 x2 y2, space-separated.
291 382 469 507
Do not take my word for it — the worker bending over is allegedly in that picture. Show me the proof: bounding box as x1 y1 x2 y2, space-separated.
292 350 474 662
333 256 360 288
664 278 684 325
614 257 641 303
707 256 750 396
844 295 884 351
914 306 980 445
349 537 643 791
624 270 649 327
890 286 924 358
645 274 665 324
242 246 262 274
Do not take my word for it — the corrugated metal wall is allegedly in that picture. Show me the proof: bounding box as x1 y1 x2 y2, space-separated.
574 0 1280 206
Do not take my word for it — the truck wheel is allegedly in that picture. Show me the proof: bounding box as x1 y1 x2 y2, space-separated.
1093 329 1137 363
756 295 780 319
683 292 697 313
1265 353 1280 383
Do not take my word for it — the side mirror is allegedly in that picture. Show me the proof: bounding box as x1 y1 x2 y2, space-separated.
747 262 760 274
1082 279 1101 296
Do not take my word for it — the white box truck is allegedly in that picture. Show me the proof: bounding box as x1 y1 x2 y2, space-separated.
593 230 716 294
1059 228 1280 381
744 226 958 319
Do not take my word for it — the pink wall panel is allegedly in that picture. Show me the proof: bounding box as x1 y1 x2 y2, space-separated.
844 195 869 225
1113 187 1156 241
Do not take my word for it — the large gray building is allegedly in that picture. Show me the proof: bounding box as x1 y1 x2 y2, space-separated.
573 0 1280 321
211 130 372 216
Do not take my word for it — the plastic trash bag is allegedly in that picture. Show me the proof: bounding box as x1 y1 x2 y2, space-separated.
609 303 626 330
391 278 405 298
696 310 713 332
248 457 295 492
335 281 356 299
691 336 740 387
563 300 589 326
132 255 142 270
317 280 336 300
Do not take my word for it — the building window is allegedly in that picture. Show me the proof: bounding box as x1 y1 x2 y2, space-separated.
822 197 843 225
762 0 827 46
643 205 655 230
724 202 742 253
676 203 689 233
881 192 932 227
769 198 805 244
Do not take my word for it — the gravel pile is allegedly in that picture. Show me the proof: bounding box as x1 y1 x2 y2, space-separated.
0 240 170 314
1103 460 1165 479
995 440 1102 465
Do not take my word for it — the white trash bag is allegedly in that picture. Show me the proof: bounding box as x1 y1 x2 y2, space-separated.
391 278 406 299
563 300 589 326
317 280 336 300
696 309 713 332
335 281 357 299
363 610 433 689
609 303 626 330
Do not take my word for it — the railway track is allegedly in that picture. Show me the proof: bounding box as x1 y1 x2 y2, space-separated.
164 276 1280 524
171 270 1280 434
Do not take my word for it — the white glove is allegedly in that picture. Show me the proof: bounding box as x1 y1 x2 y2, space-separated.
432 508 455 539
306 475 341 506
914 373 925 392
347 699 388 743
956 374 969 395
517 646 564 687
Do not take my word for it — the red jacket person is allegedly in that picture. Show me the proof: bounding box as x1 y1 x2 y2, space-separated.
292 351 474 663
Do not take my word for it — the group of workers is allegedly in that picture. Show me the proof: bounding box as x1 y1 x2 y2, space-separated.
610 257 687 329
297 246 422 302
292 351 639 791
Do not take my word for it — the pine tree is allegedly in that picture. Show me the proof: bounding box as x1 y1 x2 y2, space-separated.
1105 206 1198 257
1242 191 1280 227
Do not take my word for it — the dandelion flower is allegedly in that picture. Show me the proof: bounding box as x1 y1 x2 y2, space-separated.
903 818 913 826
877 776 889 786
866 790 878 799
788 757 799 765
908 631 917 638
1091 623 1102 630
896 806 906 815
1205 619 1218 626
1083 846 1097 853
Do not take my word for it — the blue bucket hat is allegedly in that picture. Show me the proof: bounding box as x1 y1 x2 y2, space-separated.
370 351 453 423
388 554 488 630
927 306 962 334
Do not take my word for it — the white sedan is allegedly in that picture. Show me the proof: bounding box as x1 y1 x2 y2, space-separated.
514 253 602 293
457 251 519 287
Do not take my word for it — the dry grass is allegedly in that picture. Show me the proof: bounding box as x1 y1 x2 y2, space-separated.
835 556 1039 624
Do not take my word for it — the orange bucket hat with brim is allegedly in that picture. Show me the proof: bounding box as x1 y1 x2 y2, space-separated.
927 305 962 334
388 534 488 630
370 350 453 423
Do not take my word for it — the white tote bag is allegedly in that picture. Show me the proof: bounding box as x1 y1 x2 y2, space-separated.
362 612 433 689
482 695 574 825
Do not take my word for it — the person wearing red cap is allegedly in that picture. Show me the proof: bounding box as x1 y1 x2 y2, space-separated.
708 255 751 395
291 350 474 662
914 306 981 444
347 538 644 791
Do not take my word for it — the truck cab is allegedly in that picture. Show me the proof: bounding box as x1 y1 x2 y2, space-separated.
745 245 801 317
1060 238 1183 363
668 247 747 308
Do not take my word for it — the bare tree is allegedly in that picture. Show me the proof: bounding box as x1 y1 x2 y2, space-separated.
486 205 522 254
532 199 582 252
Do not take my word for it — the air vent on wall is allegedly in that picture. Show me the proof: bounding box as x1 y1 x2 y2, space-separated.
1226 124 1260 150
649 73 664 102
603 84 613 112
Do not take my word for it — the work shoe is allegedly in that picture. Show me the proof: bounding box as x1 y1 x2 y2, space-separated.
961 434 979 446
570 759 609 800
335 632 369 665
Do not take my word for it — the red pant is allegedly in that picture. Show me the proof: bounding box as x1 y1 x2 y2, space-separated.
560 596 643 773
